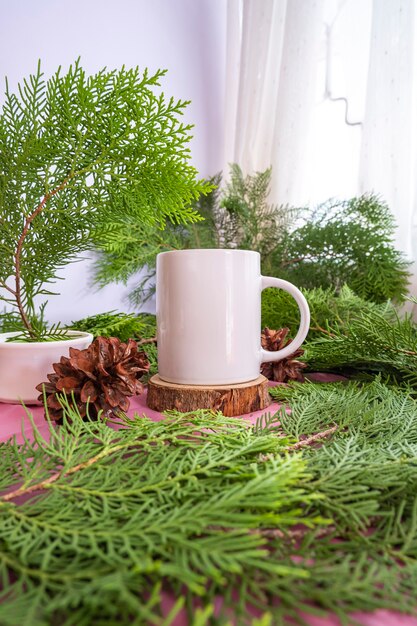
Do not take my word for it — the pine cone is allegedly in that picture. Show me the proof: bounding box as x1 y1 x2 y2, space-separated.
36 336 149 422
261 327 307 382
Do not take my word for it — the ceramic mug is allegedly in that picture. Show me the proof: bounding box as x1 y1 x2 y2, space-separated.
156 249 310 385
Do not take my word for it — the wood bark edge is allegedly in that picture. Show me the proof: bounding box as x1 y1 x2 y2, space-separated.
146 374 271 417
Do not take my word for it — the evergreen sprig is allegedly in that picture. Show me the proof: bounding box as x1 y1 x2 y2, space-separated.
304 309 417 386
0 404 317 626
0 60 211 339
261 284 395 340
68 311 155 343
94 173 222 305
2 380 417 623
205 164 295 254
262 378 417 620
94 164 410 307
272 195 410 302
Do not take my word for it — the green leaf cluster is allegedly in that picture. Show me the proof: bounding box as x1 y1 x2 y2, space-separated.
0 60 211 339
271 377 417 533
187 165 296 255
0 310 24 333
3 379 417 623
271 195 410 303
261 285 417 387
93 173 223 305
95 165 410 307
264 378 417 619
68 310 155 343
261 284 395 339
0 405 315 626
304 308 417 386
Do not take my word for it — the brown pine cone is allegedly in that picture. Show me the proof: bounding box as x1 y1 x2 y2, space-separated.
36 336 149 422
261 327 307 383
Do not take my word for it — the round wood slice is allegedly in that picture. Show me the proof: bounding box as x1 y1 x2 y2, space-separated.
146 374 271 416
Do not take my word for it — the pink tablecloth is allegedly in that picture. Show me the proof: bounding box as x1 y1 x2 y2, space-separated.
1 390 416 626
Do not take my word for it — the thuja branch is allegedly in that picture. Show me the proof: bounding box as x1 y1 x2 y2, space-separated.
284 424 338 450
14 177 71 337
137 336 157 346
258 425 339 463
0 281 16 297
0 61 212 339
3 386 417 622
1 436 159 502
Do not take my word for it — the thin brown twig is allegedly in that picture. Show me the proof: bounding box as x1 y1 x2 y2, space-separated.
280 256 306 268
1 442 126 502
14 177 71 338
257 425 339 464
310 325 336 338
0 281 16 297
397 348 417 356
137 337 157 346
284 425 338 450
258 526 336 540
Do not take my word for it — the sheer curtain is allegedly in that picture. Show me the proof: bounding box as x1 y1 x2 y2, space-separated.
223 0 417 296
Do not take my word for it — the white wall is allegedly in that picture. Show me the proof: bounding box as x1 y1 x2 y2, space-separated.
0 0 226 323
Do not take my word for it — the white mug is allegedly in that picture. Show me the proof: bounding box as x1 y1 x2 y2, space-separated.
156 249 310 385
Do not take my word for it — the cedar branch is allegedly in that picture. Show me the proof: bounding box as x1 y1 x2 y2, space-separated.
285 425 338 450
14 177 71 337
0 281 16 297
1 441 127 502
137 336 157 346
258 425 338 463
310 325 336 338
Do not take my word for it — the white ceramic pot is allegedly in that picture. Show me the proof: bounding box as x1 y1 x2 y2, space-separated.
0 331 93 404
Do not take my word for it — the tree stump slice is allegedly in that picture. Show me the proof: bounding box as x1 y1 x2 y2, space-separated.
146 374 271 417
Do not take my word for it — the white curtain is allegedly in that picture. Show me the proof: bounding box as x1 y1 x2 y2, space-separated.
223 0 417 296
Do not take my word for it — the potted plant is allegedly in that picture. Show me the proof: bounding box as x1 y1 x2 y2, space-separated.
0 59 211 403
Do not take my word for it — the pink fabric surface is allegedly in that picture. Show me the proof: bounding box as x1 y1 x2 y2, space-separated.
1 389 416 626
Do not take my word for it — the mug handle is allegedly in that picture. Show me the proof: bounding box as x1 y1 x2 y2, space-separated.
260 276 310 363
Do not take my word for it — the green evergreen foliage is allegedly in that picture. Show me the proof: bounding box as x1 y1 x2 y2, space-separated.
0 310 24 333
142 340 158 378
261 284 394 339
0 60 211 340
94 173 223 305
184 172 222 249
3 380 417 622
69 311 158 378
270 377 417 529
265 378 417 618
261 286 417 386
272 195 409 303
186 165 295 255
0 404 317 625
94 219 188 305
96 164 409 307
304 309 417 386
68 311 154 342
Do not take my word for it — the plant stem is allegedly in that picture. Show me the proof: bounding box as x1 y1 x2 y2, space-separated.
14 177 71 338
1 441 127 502
1 432 182 503
280 256 306 268
137 337 157 346
310 325 336 338
258 425 339 461
284 425 338 450
0 281 16 297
